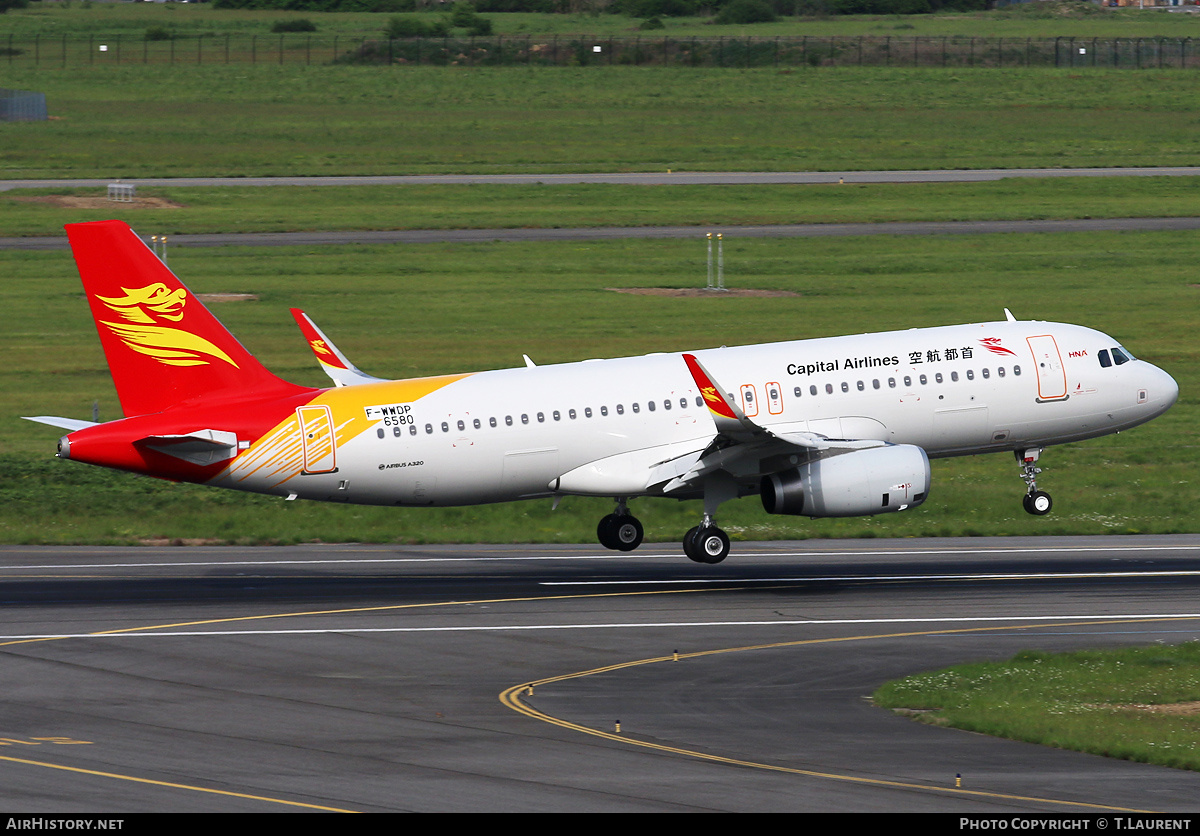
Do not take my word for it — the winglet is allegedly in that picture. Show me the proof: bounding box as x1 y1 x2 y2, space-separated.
682 353 765 441
290 309 385 387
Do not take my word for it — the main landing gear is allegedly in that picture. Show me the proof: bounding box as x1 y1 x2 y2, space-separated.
1017 448 1053 516
683 522 730 564
597 500 644 552
595 483 734 564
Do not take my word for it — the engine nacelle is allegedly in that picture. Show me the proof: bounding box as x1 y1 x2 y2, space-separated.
760 444 930 518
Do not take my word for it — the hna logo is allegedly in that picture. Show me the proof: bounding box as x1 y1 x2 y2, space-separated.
1069 350 1088 358
96 283 240 368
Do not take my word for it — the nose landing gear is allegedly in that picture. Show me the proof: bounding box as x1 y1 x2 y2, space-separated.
1017 448 1053 516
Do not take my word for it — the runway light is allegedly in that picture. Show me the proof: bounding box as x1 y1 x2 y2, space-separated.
615 720 621 734
956 773 962 787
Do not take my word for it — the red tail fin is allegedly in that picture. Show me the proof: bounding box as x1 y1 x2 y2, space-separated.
66 220 307 417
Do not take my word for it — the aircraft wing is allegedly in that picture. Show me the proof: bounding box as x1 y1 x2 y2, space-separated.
552 354 885 498
290 309 387 387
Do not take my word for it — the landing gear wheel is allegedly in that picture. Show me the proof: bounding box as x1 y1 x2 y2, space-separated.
683 525 730 564
598 514 643 551
1023 490 1052 516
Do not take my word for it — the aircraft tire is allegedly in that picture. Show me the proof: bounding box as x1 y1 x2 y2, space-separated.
597 514 620 550
684 525 729 564
1023 491 1053 516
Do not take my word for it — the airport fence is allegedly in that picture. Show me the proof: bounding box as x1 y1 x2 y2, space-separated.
1 33 1197 70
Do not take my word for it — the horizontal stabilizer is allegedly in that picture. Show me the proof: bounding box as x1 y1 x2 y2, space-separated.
22 416 99 432
135 429 241 466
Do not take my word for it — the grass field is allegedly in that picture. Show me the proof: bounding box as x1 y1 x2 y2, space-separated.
4 2 1200 40
874 643 1200 771
3 65 1200 177
7 177 1200 236
2 4 1198 546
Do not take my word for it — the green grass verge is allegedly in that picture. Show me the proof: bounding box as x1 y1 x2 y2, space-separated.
4 3 1200 40
3 230 1196 544
3 66 1199 177
6 177 1200 237
874 643 1200 771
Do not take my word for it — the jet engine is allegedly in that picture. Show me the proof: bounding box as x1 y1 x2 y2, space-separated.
760 444 930 518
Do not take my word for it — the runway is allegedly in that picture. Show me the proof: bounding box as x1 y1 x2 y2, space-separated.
1 535 1199 812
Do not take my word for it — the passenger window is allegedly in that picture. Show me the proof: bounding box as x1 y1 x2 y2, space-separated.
810 385 818 396
553 411 560 421
490 417 497 427
841 382 849 393
521 414 529 424
680 398 687 409
904 376 912 387
998 367 1005 378
695 396 703 407
569 409 576 419
1014 365 1022 376
951 371 959 382
410 425 417 436
873 379 880 390
647 401 655 412
537 412 545 423
982 368 990 379
457 420 465 431
632 403 640 413
935 373 943 384
601 406 608 416
617 404 625 415
505 415 513 426
888 378 896 388
425 424 433 434
794 386 802 398
664 399 672 410
856 380 864 391
966 370 975 380
442 422 449 433
376 428 384 439
473 418 481 429
585 407 593 418
919 374 927 385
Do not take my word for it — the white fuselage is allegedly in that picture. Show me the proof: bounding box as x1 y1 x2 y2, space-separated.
216 320 1177 508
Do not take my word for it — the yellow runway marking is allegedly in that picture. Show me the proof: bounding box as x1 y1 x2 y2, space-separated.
0 754 358 813
500 615 1200 814
7 578 1197 813
0 584 740 810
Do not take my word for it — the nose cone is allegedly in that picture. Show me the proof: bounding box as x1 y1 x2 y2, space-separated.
1148 363 1179 417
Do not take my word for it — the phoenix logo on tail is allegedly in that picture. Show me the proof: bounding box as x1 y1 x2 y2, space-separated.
96 283 240 369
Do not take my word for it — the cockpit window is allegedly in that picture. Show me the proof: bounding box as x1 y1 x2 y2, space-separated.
1112 347 1131 366
1098 349 1112 368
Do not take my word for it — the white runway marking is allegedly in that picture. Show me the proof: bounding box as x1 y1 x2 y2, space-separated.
3 613 1198 642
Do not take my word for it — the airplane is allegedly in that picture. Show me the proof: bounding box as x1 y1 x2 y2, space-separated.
25 220 1179 564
